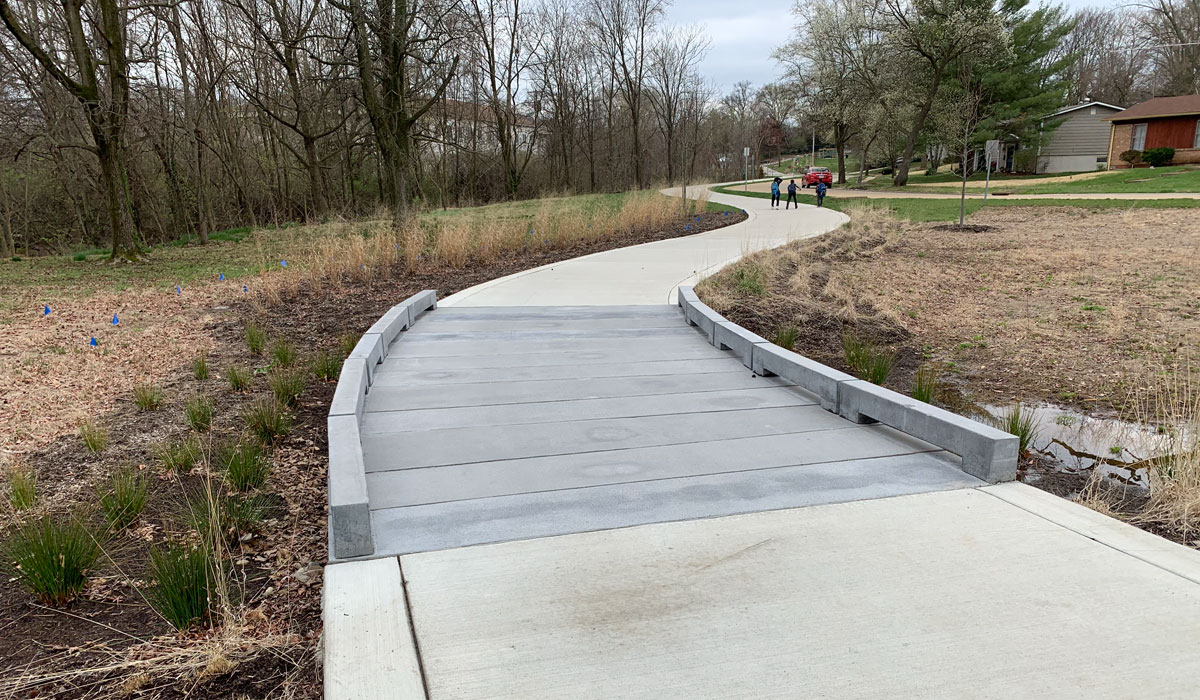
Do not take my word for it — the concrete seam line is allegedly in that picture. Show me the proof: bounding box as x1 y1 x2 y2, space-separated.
977 486 1200 586
397 556 434 700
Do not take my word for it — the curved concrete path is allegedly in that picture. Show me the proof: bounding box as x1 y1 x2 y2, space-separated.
440 184 847 307
736 178 1200 200
325 187 1200 700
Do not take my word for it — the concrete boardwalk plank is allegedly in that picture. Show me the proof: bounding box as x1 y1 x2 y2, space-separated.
371 453 979 556
385 334 711 359
376 344 725 371
370 357 742 387
401 487 1200 700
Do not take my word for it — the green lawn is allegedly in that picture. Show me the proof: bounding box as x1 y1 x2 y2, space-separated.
867 165 1200 194
711 183 1200 222
771 155 863 176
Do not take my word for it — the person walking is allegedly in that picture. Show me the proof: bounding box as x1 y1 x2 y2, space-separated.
770 177 782 208
785 179 799 209
815 180 827 208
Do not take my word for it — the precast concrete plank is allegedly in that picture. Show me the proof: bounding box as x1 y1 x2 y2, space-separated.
410 315 688 333
377 344 727 371
360 386 817 434
369 452 976 555
362 404 848 471
365 424 940 507
428 305 683 320
370 357 742 387
393 325 699 343
364 370 783 412
399 487 1200 699
386 333 710 359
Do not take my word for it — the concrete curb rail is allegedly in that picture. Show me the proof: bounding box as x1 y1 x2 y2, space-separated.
676 285 1017 483
328 290 437 560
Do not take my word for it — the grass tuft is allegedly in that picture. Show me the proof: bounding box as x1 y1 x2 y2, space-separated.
268 368 307 407
772 325 800 351
1 515 102 605
192 354 209 380
6 467 37 511
225 365 252 392
97 467 150 530
842 333 894 385
337 333 358 358
245 322 266 355
80 418 108 453
185 394 214 432
148 543 212 630
912 365 941 404
243 399 291 445
216 440 270 491
158 436 203 473
989 403 1040 456
312 351 341 381
133 383 164 411
732 264 767 296
271 340 297 368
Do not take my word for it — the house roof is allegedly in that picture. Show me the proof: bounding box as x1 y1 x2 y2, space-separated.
1106 94 1200 122
1048 101 1124 118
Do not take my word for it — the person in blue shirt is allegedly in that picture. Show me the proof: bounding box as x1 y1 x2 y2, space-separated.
770 177 781 208
786 179 799 209
816 180 827 207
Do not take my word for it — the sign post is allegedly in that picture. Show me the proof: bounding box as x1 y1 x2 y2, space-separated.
743 146 750 191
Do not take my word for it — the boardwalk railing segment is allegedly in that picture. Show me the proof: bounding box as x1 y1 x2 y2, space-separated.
678 286 1018 483
327 290 437 559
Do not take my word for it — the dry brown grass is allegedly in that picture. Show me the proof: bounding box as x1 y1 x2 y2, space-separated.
1127 363 1200 540
699 206 1200 415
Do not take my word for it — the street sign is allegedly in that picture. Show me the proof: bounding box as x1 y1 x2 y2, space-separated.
743 147 750 157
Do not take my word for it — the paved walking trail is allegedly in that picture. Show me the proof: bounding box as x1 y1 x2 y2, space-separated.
738 178 1200 199
325 185 1200 699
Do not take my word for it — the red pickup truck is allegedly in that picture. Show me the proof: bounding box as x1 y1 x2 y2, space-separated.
801 167 833 188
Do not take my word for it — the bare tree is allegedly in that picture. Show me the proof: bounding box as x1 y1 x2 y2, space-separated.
647 24 709 186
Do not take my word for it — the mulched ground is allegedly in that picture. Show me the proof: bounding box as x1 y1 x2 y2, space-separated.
0 208 744 699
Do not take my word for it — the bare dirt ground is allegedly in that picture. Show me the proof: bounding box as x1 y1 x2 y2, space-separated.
0 208 745 699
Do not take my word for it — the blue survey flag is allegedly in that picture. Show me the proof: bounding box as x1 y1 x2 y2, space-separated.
218 272 225 281
112 314 119 326
280 260 287 267
243 285 248 293
89 337 97 347
43 305 50 316
175 285 181 295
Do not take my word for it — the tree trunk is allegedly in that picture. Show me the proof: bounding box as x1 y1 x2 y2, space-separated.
894 70 943 187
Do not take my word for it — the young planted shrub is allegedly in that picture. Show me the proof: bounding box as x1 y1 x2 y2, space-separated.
772 325 800 352
6 468 37 511
2 515 102 605
842 333 895 385
912 365 941 404
1119 149 1142 167
268 368 307 407
192 354 210 380
158 436 203 473
1143 147 1175 167
148 543 212 630
133 383 164 411
312 351 341 381
990 403 1040 456
732 264 767 296
97 468 150 529
80 419 108 453
217 440 270 491
245 322 267 355
185 394 214 432
243 399 291 445
225 365 252 392
271 340 297 368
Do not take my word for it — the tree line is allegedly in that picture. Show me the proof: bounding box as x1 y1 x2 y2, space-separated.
774 0 1200 187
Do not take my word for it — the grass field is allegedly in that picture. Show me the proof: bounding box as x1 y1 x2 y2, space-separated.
867 165 1200 194
711 182 1200 222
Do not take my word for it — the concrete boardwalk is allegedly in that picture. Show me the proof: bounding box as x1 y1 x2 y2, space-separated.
325 187 1200 699
361 305 979 556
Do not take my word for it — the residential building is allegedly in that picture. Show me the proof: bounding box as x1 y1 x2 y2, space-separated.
1037 100 1124 173
1105 94 1200 168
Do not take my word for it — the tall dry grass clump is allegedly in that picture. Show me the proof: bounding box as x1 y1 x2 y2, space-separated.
1129 362 1200 540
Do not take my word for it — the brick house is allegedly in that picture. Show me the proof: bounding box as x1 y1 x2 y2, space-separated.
1105 94 1200 168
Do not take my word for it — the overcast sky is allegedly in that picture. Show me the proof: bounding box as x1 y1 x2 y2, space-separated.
666 0 1114 96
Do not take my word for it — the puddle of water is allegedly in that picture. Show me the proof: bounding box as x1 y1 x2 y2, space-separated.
982 404 1178 489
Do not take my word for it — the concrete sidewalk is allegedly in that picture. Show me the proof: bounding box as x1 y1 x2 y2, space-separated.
323 186 1200 699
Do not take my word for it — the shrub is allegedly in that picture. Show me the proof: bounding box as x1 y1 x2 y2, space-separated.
133 383 164 411
1 515 102 605
1119 149 1142 167
271 340 297 368
80 419 108 453
245 322 266 355
268 368 307 406
912 365 941 404
312 351 341 381
216 440 270 491
158 436 203 473
1143 147 1175 167
6 468 37 511
772 325 800 352
989 403 1040 456
243 399 291 445
192 354 209 380
147 543 212 630
732 264 766 296
97 468 149 529
225 365 252 392
842 333 894 385
185 394 214 432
